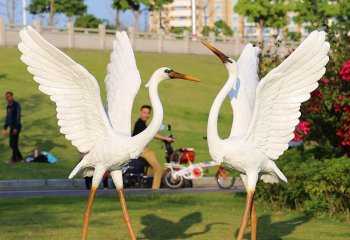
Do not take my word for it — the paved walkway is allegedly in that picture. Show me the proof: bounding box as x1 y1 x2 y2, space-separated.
0 187 244 198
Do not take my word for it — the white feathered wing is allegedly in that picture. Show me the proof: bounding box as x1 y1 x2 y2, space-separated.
105 32 141 135
18 26 113 154
229 43 260 137
243 30 330 160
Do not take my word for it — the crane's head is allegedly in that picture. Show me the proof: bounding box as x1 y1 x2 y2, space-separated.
145 67 200 88
201 40 237 74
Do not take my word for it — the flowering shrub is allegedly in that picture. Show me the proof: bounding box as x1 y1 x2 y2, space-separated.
292 121 311 142
259 35 350 157
340 60 350 81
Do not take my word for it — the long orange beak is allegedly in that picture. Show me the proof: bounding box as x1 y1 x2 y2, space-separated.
201 40 231 63
168 71 201 82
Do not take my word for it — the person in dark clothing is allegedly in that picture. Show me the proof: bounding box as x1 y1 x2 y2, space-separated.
2 91 23 162
132 105 174 189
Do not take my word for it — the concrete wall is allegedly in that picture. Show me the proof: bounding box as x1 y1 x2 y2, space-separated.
0 18 298 56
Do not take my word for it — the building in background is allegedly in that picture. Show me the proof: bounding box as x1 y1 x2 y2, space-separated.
149 0 308 40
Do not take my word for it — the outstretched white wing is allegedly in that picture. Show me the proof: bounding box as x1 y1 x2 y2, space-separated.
105 31 141 135
18 26 113 153
243 31 330 159
229 43 260 137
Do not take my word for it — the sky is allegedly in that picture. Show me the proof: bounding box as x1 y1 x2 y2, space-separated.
0 0 149 31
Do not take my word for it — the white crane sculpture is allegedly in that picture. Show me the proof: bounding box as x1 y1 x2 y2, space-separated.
18 26 200 240
202 31 330 239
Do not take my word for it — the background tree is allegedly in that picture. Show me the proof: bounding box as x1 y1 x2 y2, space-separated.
293 0 339 30
28 0 87 26
74 14 102 28
214 20 233 37
234 0 288 41
0 0 20 25
112 0 150 32
149 0 174 29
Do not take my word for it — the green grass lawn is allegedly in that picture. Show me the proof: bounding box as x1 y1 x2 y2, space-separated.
0 192 348 240
0 47 234 179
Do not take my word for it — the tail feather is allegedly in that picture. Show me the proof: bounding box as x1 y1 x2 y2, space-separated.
271 161 288 183
69 158 87 179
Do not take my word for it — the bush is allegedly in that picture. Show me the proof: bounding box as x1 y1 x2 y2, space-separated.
256 149 350 221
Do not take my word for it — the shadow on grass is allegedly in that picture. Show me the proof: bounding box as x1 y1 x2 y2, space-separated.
234 214 310 240
140 212 227 240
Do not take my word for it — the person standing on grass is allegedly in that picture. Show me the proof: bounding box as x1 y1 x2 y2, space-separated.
2 91 23 163
132 105 174 189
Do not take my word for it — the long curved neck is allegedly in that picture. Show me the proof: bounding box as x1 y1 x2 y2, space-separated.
208 70 237 148
133 78 163 146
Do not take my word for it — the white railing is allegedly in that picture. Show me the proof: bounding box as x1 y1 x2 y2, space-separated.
0 18 299 55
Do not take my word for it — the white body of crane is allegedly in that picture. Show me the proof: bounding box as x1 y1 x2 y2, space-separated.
18 26 199 240
203 30 330 240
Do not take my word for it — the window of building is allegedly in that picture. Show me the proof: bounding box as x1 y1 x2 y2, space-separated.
215 5 221 11
263 27 269 33
175 17 186 20
176 6 186 10
232 0 238 4
289 26 295 32
245 26 254 33
216 15 222 21
232 26 238 32
263 36 270 42
232 16 238 22
289 16 294 22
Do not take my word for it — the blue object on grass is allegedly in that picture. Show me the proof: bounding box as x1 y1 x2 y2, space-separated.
42 151 58 164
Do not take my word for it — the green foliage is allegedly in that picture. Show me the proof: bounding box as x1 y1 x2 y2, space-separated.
285 30 301 41
169 27 189 34
256 149 350 221
234 0 288 30
293 0 340 29
201 26 213 37
74 14 102 28
214 20 233 37
28 0 87 18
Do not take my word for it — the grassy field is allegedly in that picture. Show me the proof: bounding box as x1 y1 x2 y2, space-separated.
0 192 349 240
0 47 234 179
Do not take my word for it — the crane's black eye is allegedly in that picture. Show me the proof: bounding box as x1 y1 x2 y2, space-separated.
165 69 173 74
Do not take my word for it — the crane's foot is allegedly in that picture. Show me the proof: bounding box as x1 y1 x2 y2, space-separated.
117 189 136 240
237 190 255 240
82 186 97 240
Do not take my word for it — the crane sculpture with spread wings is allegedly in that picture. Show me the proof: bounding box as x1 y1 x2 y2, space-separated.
202 31 330 239
18 26 200 240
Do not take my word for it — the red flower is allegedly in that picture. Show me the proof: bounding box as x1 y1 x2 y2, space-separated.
291 121 311 142
339 60 350 81
334 103 341 112
321 78 330 84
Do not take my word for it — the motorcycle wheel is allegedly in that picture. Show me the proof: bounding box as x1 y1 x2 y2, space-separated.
163 169 184 189
215 167 235 189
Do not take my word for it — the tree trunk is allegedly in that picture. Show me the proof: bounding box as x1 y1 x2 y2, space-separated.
11 0 15 24
115 9 120 29
133 10 140 32
49 0 54 27
257 20 264 45
159 8 162 29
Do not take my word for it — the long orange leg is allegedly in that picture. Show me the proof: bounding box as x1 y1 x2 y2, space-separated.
82 187 97 240
111 170 136 240
250 202 257 240
237 191 254 240
117 189 136 240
